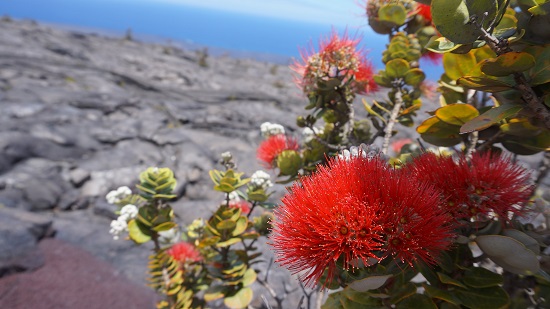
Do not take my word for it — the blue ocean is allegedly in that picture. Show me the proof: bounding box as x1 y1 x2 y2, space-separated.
0 0 441 79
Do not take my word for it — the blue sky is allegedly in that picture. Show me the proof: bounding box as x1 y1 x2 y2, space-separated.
134 0 367 27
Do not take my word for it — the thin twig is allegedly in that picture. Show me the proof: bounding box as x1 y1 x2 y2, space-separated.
476 131 503 151
465 131 479 161
381 89 403 155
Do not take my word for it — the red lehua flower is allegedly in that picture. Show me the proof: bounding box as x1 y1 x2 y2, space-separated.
229 199 251 215
291 31 377 97
421 51 443 65
354 60 379 94
270 154 454 287
167 242 202 264
391 138 414 154
406 152 533 223
257 134 299 168
416 3 432 23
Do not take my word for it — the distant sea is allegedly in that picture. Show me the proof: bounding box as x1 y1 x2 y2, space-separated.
0 0 441 79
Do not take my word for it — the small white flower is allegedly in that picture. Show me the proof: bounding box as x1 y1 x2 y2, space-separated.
109 217 128 240
120 204 138 219
228 191 240 201
302 127 323 143
158 227 180 245
221 151 232 161
338 144 384 161
105 186 132 204
260 122 285 138
250 170 273 190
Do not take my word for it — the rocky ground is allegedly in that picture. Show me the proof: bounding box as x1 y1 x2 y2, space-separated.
0 18 362 308
0 18 546 309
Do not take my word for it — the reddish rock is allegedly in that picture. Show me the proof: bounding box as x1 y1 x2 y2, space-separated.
0 238 159 309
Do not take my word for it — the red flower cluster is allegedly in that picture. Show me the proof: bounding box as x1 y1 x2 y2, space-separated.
167 242 202 264
416 3 432 24
269 155 454 287
291 32 378 98
229 199 251 215
257 134 299 168
406 152 533 223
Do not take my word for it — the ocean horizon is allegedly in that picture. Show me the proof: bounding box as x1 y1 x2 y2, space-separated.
0 0 442 79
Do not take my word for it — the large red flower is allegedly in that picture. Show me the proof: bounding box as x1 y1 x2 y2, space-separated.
257 134 299 168
291 32 377 98
416 3 432 24
406 152 533 223
167 242 202 264
270 155 453 287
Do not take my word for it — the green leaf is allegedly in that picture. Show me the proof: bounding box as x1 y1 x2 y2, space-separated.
475 235 541 275
241 268 257 286
322 292 345 309
389 282 417 304
404 69 426 86
443 52 478 80
378 3 407 26
437 272 467 288
423 284 461 305
425 36 463 54
417 117 462 147
457 76 514 92
152 221 176 232
216 237 242 248
435 103 479 126
502 229 541 254
348 275 392 292
460 103 522 133
216 219 237 230
128 219 151 243
224 287 253 309
455 286 510 309
396 294 437 309
463 267 504 288
432 0 498 44
342 287 387 306
386 59 410 79
524 45 550 86
231 217 248 237
481 52 536 77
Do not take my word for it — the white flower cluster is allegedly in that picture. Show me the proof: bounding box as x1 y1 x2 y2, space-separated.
105 186 132 204
228 190 240 201
221 151 232 161
260 122 285 138
302 127 324 143
109 204 138 240
158 227 180 245
250 170 273 190
338 144 385 161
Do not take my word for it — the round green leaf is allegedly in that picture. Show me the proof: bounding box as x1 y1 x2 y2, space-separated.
216 219 236 230
349 274 392 292
378 3 407 26
404 69 426 86
432 0 498 44
435 103 479 126
224 287 253 309
386 59 410 79
475 235 540 275
443 52 478 80
426 36 463 54
481 52 536 77
241 268 257 287
502 229 541 254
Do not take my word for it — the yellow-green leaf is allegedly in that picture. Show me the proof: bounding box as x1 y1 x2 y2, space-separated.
460 103 522 133
128 219 151 243
224 287 253 309
443 52 478 80
386 59 410 79
457 76 514 92
378 3 407 26
481 52 536 77
435 103 479 126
